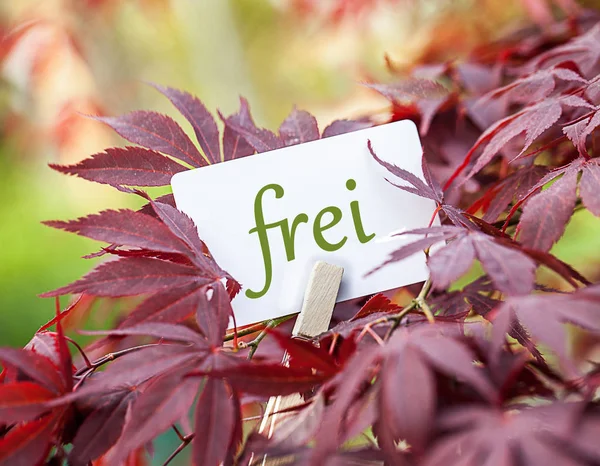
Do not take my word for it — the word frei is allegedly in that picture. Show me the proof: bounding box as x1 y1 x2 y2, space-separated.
246 179 374 299
172 120 437 326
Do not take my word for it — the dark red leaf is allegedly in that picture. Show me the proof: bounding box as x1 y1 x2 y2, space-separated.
193 378 237 466
195 281 232 347
200 363 329 396
41 257 207 297
0 348 64 393
0 416 55 466
49 147 186 187
94 111 207 167
220 99 255 161
580 160 600 216
111 372 200 464
518 169 578 252
378 345 434 452
278 108 320 146
119 283 202 328
44 209 192 256
351 294 401 321
321 119 371 138
0 382 54 424
268 330 338 375
69 389 138 465
219 97 284 153
152 84 221 164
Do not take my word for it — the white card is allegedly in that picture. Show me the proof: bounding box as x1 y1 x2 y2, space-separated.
171 120 437 327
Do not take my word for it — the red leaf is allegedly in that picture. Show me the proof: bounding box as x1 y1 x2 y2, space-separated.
268 330 339 375
69 390 138 465
366 79 450 134
94 111 206 168
119 283 203 328
83 322 207 346
200 363 329 396
278 108 320 146
152 84 221 164
321 119 371 138
351 294 401 321
0 382 55 424
428 236 476 290
220 99 255 161
49 146 186 187
195 281 232 347
580 160 600 216
0 348 64 393
41 257 207 297
518 169 578 252
0 416 55 466
219 97 284 153
378 346 434 452
480 63 586 104
472 238 536 296
111 372 200 464
193 378 237 466
44 209 192 256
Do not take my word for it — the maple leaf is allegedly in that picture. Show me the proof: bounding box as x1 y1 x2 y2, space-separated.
513 158 600 252
321 119 372 138
49 146 187 188
94 111 208 168
479 62 587 105
192 378 239 466
366 78 452 134
350 293 401 321
152 84 222 164
424 404 594 466
278 107 320 146
468 165 548 223
527 23 600 76
219 97 284 153
563 105 600 158
492 284 600 373
447 94 594 187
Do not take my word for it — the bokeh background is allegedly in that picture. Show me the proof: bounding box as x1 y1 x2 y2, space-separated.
2 0 600 462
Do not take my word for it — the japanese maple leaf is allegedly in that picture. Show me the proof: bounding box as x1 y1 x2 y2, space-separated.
424 403 595 466
51 85 366 191
478 61 586 105
514 157 600 252
446 94 593 187
563 104 600 157
491 284 600 374
0 311 73 465
467 165 549 223
365 78 452 134
372 225 586 296
526 23 600 77
368 140 472 227
42 200 236 342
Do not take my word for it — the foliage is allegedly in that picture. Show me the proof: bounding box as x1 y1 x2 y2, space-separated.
2 7 600 466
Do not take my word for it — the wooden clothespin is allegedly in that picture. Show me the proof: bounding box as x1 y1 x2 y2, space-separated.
256 261 344 465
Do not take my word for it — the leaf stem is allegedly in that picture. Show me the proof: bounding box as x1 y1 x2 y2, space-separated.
243 315 293 360
223 314 295 342
162 433 195 466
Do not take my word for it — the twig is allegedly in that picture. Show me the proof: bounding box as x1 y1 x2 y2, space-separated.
74 343 163 377
223 314 295 342
243 315 293 360
162 433 195 466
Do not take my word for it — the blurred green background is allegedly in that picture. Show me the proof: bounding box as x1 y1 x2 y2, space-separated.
2 0 600 464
